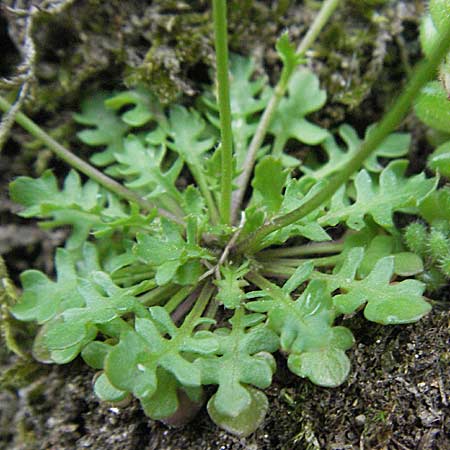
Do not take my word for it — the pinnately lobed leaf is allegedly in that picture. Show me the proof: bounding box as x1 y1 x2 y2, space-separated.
6 7 444 433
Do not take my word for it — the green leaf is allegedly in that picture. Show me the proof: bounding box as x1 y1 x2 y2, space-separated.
322 247 431 324
215 264 249 309
11 249 83 324
207 386 269 438
10 170 106 248
104 308 217 418
134 219 212 285
246 279 353 387
429 0 450 33
81 341 113 369
94 373 128 402
167 105 215 167
305 124 410 179
269 69 328 154
420 14 439 58
320 160 437 231
105 87 162 127
257 179 330 246
251 156 288 215
114 134 184 206
276 32 305 75
428 140 450 177
40 272 149 360
418 187 450 224
195 308 278 418
74 92 129 166
415 82 450 133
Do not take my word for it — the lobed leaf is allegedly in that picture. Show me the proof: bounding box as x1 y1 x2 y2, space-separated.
320 160 436 231
194 308 278 418
74 92 129 166
247 277 353 387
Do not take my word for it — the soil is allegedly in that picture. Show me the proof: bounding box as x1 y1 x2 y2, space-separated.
1 1 449 449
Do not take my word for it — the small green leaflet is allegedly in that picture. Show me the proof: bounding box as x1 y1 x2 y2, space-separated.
104 306 217 419
215 264 249 309
74 92 129 166
134 219 213 285
269 69 328 155
318 247 431 324
194 308 278 423
304 124 410 179
320 160 437 231
246 268 354 388
11 249 83 324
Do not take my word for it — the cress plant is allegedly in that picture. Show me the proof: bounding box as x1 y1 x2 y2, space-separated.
1 0 450 437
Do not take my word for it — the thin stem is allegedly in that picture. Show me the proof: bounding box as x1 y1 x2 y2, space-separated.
236 22 450 255
231 0 341 222
245 271 282 294
198 298 219 330
165 286 196 314
183 282 215 328
257 239 345 258
0 95 184 226
260 254 341 268
213 0 234 225
259 267 295 279
138 284 180 306
188 163 220 225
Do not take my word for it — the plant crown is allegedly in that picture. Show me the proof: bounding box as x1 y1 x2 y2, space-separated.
3 0 450 437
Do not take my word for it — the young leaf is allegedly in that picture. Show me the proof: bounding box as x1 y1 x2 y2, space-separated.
11 249 83 324
194 308 278 419
215 264 249 309
74 92 129 166
251 156 288 215
167 105 215 166
427 140 450 177
207 386 268 438
10 170 103 248
415 82 450 134
304 124 410 179
320 160 436 231
246 278 353 388
114 134 184 210
319 247 431 324
104 307 217 418
276 32 305 75
134 219 213 285
104 87 162 127
269 69 328 155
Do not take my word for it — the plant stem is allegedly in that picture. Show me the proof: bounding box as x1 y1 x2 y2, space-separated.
257 239 346 258
0 95 184 226
183 282 215 328
259 267 294 279
260 254 341 269
245 271 274 288
138 284 180 306
231 0 341 223
188 162 220 224
236 22 450 255
213 0 234 226
165 286 196 314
